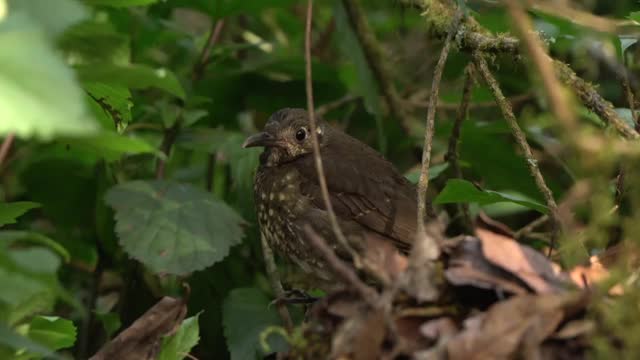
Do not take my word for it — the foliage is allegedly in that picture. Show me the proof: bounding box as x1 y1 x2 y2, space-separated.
0 0 640 358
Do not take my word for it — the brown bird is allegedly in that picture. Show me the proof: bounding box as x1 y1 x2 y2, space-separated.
243 108 423 283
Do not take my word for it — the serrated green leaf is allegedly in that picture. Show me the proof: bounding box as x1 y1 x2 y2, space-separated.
28 316 77 351
83 0 158 7
0 325 59 359
158 313 201 360
0 202 40 227
0 13 99 140
85 83 133 127
435 179 548 214
104 180 245 275
223 288 283 360
75 63 186 99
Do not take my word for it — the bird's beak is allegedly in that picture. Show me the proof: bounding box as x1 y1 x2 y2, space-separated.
242 132 277 148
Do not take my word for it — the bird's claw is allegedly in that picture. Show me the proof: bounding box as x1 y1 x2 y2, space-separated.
270 289 319 307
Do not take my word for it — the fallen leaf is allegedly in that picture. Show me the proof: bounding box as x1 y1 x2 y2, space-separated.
568 255 623 295
446 293 581 360
477 228 567 293
445 237 529 295
90 296 187 360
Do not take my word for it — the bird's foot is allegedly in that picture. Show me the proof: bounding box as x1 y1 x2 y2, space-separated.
271 289 319 306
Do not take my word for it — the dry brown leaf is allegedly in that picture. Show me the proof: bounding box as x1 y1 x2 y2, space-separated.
446 293 580 360
89 296 187 360
477 228 566 293
445 237 529 295
362 233 408 284
331 308 386 360
568 255 623 295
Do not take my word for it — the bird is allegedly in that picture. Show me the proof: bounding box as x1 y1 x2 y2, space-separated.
243 108 426 284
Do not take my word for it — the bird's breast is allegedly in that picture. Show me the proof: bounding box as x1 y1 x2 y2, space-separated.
254 165 315 269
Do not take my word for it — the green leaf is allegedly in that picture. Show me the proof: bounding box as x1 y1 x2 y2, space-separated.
85 83 133 128
404 163 450 184
174 0 300 18
0 13 99 140
158 313 201 360
0 324 58 359
59 131 158 162
0 231 70 263
83 0 159 7
435 179 548 214
75 63 186 99
628 11 640 24
60 20 130 65
223 288 283 360
28 316 77 351
0 202 40 227
104 180 246 275
8 0 88 38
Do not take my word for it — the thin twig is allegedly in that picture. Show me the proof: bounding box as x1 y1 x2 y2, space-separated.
341 0 411 133
404 92 533 111
316 94 360 117
304 226 378 306
156 19 225 180
415 11 462 246
473 53 561 245
261 234 293 330
155 120 181 180
504 0 576 134
408 0 639 140
622 78 639 132
446 64 475 232
0 133 15 168
304 0 358 260
514 215 549 240
192 19 226 81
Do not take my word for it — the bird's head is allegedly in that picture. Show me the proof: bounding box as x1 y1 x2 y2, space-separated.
242 108 327 166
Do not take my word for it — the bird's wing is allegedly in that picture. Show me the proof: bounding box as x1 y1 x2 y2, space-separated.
296 132 418 250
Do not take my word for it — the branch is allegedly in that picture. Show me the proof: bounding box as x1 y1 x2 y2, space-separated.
192 19 226 81
446 64 475 232
157 19 226 181
304 226 378 306
473 53 561 240
406 0 639 140
260 234 293 330
304 0 358 261
0 133 15 168
341 0 411 132
415 10 461 248
504 0 576 134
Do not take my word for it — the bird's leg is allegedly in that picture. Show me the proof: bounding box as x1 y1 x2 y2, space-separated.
271 289 319 306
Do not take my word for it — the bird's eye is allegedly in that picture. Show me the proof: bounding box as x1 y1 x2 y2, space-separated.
295 128 307 142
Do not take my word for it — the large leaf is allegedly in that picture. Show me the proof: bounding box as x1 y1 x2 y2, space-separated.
75 63 186 99
158 313 201 360
8 0 88 38
0 202 40 227
104 180 245 275
28 316 77 351
223 288 284 360
83 0 159 7
0 325 59 359
435 179 548 214
59 131 158 162
173 0 301 18
0 12 99 140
